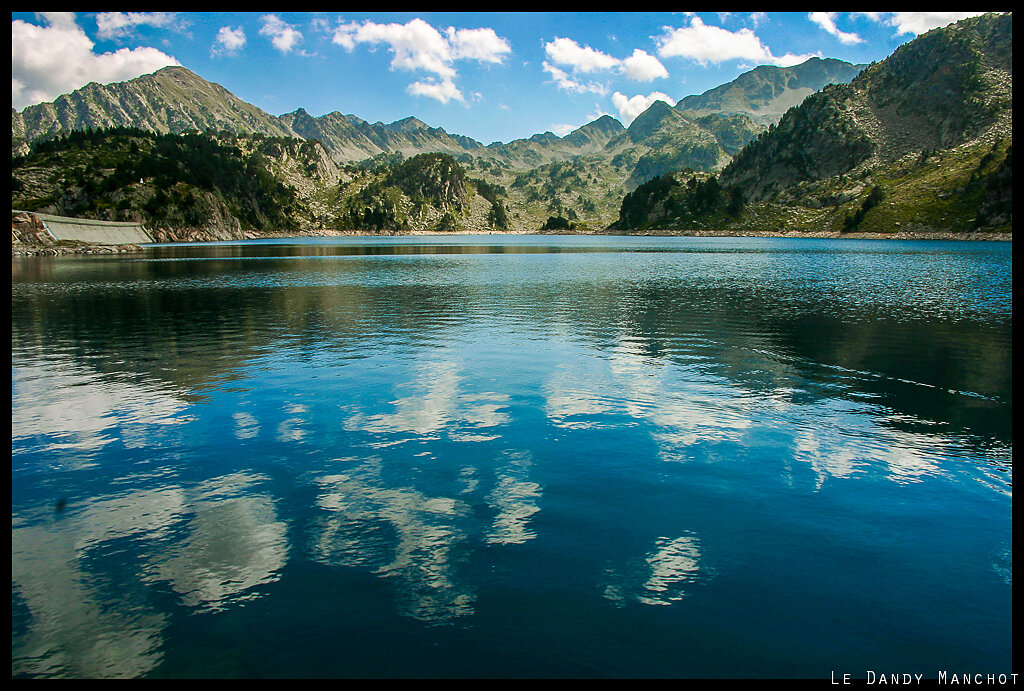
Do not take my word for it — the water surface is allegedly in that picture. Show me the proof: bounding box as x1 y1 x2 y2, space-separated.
11 235 1012 678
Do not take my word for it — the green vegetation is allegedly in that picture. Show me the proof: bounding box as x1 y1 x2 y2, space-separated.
332 152 515 232
612 170 743 231
842 185 886 231
12 126 306 232
849 138 1013 233
470 177 510 229
540 215 572 231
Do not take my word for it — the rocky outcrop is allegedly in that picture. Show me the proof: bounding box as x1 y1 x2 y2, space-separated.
12 211 55 246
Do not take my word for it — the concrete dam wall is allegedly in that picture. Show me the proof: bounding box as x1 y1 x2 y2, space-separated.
13 210 153 245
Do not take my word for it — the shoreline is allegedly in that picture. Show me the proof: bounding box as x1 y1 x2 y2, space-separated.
249 228 1013 242
11 228 1012 255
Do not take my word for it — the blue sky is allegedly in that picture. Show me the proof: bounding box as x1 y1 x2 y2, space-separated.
12 12 991 145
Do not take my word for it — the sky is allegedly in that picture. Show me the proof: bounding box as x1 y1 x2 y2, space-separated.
11 12 993 145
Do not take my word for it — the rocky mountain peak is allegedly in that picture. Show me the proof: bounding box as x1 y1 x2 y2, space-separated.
674 56 867 126
384 116 430 132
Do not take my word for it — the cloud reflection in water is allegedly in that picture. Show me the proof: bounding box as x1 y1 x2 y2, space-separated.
11 472 289 677
603 532 710 607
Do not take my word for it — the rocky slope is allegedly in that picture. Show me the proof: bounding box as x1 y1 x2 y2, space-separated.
11 66 297 157
674 57 867 125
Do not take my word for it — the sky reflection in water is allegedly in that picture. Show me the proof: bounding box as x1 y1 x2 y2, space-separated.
11 237 1012 678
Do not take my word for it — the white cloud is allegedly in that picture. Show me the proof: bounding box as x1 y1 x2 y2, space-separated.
870 12 989 36
259 14 304 54
612 91 676 123
408 77 464 104
542 61 608 95
542 38 669 95
656 15 818 66
94 12 181 40
545 36 621 73
212 26 246 57
335 18 456 78
771 52 822 68
35 11 78 31
621 49 669 81
12 13 180 111
808 12 864 45
446 26 512 63
331 17 511 104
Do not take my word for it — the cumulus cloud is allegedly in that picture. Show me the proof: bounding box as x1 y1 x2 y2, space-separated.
446 26 513 63
621 49 669 81
808 12 864 45
542 37 669 95
864 12 989 36
330 17 511 104
12 12 180 110
212 26 246 57
656 15 819 67
408 77 464 104
94 12 181 40
335 17 458 78
545 37 621 73
612 91 676 123
259 14 304 54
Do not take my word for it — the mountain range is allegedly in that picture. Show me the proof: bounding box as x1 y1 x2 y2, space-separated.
12 57 865 166
11 13 1011 236
611 12 1012 234
11 55 866 231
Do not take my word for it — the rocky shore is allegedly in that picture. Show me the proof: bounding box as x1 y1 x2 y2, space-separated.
614 228 1012 241
12 221 1011 256
12 242 146 256
248 227 1012 241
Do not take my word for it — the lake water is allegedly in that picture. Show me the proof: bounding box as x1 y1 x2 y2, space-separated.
11 235 1012 679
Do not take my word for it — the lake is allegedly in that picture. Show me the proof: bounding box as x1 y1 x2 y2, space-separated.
11 235 1013 679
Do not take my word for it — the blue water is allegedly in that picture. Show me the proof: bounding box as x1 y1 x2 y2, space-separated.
11 235 1012 678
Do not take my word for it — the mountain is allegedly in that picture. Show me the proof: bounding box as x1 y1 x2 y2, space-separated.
611 12 1013 234
11 66 297 156
603 100 755 183
11 66 489 164
10 125 520 237
10 55 872 232
674 57 868 125
383 116 429 132
13 56 863 172
562 115 625 151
